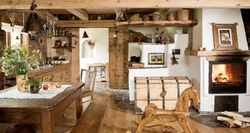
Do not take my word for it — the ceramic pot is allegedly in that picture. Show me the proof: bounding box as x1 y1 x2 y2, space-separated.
16 75 28 92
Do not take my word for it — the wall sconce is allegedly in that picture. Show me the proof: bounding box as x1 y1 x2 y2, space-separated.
82 31 89 38
86 40 95 49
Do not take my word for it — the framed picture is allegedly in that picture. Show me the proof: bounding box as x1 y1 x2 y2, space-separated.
212 23 239 51
148 53 165 65
87 63 109 82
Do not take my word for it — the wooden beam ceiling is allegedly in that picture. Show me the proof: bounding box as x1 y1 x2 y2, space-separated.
0 0 249 9
66 9 88 20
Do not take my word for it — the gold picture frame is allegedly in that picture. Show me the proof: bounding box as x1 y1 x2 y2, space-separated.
87 63 109 82
212 23 239 51
148 53 165 65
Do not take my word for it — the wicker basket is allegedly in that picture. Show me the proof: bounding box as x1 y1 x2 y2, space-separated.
176 9 189 20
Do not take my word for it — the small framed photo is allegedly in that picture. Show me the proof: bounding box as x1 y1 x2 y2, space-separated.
87 63 109 82
148 53 165 65
212 23 239 51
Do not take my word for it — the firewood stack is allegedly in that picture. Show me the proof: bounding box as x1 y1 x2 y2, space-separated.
217 111 250 128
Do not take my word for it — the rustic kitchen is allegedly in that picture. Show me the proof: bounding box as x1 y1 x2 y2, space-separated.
0 0 250 132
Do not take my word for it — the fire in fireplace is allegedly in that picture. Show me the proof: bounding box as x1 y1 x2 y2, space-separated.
209 61 247 94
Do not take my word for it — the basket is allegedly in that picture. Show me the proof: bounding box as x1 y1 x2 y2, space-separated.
176 9 189 20
167 12 175 21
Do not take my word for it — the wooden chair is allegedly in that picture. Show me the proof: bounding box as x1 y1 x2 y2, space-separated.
80 69 96 101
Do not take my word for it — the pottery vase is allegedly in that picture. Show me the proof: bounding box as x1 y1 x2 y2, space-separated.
16 75 28 92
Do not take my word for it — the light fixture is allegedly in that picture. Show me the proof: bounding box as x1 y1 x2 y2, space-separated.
23 0 43 42
82 30 89 38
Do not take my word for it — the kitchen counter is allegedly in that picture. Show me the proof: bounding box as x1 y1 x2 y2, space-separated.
28 64 72 82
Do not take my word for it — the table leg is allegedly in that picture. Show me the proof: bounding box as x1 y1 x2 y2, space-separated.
41 111 53 133
75 89 83 120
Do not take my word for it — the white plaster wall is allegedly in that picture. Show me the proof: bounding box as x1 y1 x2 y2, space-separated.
1 22 23 45
194 9 250 112
141 44 167 67
129 34 190 101
128 43 141 60
79 28 109 69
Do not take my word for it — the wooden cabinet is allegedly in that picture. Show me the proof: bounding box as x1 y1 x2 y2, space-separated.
29 64 72 82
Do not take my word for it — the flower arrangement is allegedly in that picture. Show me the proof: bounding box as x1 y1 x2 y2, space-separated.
0 44 43 76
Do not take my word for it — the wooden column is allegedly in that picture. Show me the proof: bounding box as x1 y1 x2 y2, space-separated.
108 28 129 88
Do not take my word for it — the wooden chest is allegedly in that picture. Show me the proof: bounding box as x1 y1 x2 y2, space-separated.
134 76 191 112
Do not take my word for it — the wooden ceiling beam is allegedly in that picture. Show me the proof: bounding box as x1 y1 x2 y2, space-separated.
0 0 249 9
66 9 88 20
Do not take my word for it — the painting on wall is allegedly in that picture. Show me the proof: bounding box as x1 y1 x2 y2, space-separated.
87 63 109 82
212 23 239 51
148 53 165 65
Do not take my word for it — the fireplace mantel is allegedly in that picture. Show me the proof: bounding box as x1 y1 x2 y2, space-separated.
185 49 250 56
185 49 250 61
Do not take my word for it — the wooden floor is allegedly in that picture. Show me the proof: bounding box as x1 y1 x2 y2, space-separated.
1 90 250 133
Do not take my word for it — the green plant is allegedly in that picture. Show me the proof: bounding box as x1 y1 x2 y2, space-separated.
0 44 42 76
25 77 41 86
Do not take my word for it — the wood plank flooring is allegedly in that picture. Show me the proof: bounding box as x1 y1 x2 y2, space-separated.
1 89 250 133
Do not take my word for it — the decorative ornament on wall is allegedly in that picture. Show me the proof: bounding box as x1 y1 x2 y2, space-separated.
37 36 44 46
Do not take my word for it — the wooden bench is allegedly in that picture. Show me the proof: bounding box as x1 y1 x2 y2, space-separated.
70 90 111 133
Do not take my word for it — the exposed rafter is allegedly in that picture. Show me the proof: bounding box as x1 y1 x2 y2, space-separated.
66 9 88 20
0 0 249 9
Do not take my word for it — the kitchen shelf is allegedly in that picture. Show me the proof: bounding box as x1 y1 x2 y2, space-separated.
52 46 76 52
52 35 77 52
52 35 77 37
115 20 198 27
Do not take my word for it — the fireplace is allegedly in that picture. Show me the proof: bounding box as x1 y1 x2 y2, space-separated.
209 61 247 94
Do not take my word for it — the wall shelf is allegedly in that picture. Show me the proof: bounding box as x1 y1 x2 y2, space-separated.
52 35 77 52
52 46 76 52
116 20 198 27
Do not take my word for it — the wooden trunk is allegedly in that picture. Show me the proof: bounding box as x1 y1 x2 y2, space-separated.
134 76 191 111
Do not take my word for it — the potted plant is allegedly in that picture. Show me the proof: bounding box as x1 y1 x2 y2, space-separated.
25 77 42 93
0 44 42 92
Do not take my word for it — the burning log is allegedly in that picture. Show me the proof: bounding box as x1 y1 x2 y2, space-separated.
217 111 250 128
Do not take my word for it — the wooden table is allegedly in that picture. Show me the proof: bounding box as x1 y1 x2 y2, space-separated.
0 82 84 133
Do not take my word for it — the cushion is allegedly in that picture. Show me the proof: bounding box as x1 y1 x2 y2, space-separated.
82 87 92 94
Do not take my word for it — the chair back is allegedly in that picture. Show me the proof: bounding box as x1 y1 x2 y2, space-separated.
80 69 96 92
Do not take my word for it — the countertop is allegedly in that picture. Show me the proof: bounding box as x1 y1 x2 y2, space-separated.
28 64 71 77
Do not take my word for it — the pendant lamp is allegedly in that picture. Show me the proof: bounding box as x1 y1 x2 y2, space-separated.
82 31 89 38
23 0 43 42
